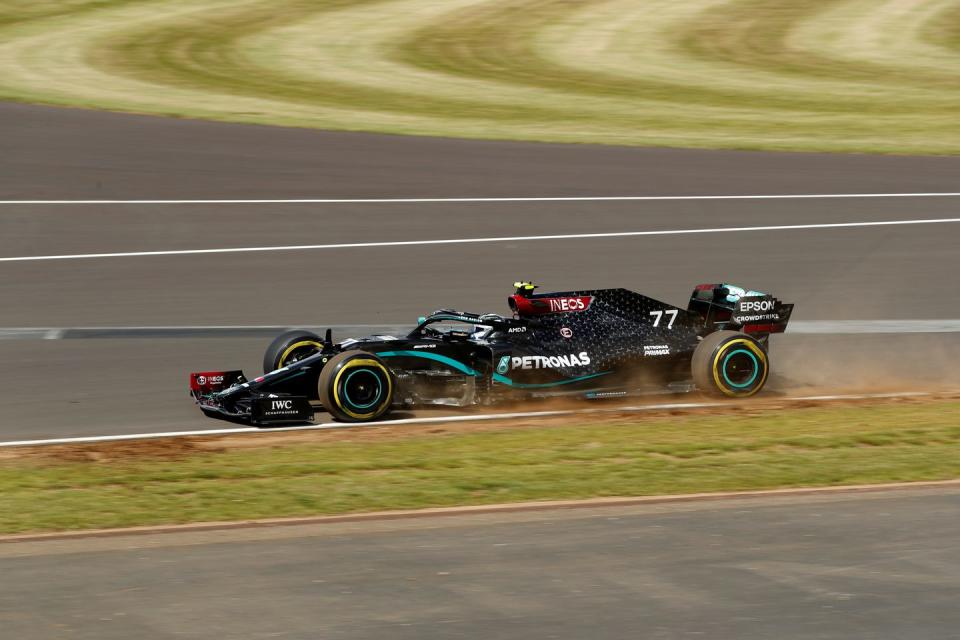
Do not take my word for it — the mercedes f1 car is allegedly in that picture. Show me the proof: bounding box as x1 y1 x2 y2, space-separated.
190 282 793 425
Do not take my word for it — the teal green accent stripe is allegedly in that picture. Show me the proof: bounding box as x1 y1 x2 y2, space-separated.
342 368 382 409
492 371 611 389
722 349 759 388
377 350 478 376
274 369 309 384
428 315 484 324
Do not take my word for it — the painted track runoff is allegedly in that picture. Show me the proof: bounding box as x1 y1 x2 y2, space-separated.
4 485 960 639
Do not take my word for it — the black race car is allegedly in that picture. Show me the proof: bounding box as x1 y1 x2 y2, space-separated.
190 282 792 425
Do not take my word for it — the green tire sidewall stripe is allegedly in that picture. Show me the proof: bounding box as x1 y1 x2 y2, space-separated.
721 348 760 389
340 367 383 410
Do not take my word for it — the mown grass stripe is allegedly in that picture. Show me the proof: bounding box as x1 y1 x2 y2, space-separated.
1 401 958 534
0 0 958 152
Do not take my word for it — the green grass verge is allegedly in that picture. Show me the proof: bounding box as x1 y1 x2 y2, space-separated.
0 0 958 153
3 401 960 534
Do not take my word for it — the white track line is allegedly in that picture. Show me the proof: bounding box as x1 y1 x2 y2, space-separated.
2 193 960 205
789 320 960 334
0 392 929 448
2 217 958 263
2 320 960 339
0 409 603 448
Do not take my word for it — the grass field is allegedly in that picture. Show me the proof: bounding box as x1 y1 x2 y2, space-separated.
3 400 960 534
0 0 958 153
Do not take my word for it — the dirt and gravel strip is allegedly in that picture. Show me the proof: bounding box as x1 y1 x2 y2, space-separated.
1 389 953 456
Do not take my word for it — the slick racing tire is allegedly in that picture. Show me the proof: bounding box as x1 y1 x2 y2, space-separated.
692 330 769 398
318 351 395 423
263 330 324 373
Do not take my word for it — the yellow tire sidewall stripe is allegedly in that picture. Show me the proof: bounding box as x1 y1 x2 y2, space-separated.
711 337 768 397
331 358 392 420
278 340 324 369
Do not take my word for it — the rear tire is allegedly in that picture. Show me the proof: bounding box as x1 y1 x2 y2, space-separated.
318 351 394 422
692 330 769 398
263 330 324 373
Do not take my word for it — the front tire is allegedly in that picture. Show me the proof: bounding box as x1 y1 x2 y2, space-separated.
692 330 769 398
263 330 324 373
318 351 395 422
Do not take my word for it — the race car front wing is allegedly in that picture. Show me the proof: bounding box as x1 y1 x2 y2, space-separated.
189 370 314 425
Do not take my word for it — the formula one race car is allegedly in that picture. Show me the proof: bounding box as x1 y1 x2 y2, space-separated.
190 282 792 425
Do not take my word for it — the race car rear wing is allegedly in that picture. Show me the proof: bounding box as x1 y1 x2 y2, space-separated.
688 283 793 336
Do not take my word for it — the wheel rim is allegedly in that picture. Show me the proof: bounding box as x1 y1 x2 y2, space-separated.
341 368 383 409
721 349 760 389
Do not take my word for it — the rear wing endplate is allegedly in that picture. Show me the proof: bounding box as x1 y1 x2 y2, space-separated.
689 284 793 335
731 295 793 334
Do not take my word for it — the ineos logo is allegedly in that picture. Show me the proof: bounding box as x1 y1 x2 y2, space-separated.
272 400 294 410
548 298 587 312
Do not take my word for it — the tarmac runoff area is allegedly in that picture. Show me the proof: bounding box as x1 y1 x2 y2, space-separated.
2 104 960 439
0 331 958 441
2 484 960 640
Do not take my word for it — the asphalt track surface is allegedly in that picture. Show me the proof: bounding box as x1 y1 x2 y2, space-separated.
2 102 960 439
3 486 960 639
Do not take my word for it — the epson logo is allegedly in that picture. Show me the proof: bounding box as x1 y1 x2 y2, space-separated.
732 296 790 327
740 299 776 312
272 400 294 410
510 352 591 369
